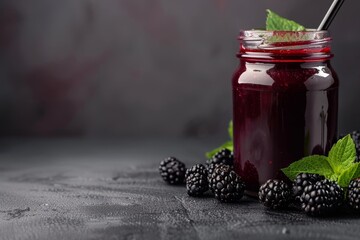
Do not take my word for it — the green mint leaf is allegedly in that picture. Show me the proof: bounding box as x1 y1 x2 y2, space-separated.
338 163 360 188
282 135 358 187
328 135 357 175
351 162 360 180
281 155 334 181
266 9 306 31
228 121 233 140
206 141 233 159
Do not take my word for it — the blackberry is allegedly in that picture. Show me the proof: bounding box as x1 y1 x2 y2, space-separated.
259 179 292 209
207 163 233 182
300 179 344 216
207 148 234 166
207 163 218 183
185 164 209 197
293 173 324 202
207 148 234 185
209 164 245 203
348 178 360 210
159 157 186 185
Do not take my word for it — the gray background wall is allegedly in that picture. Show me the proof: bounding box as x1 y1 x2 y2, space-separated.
0 0 359 139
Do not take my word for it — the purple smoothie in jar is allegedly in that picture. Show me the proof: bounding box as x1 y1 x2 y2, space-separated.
232 31 339 195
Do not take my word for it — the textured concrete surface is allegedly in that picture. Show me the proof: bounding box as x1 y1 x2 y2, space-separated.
1 139 360 240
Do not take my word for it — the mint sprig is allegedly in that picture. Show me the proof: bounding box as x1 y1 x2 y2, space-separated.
282 135 359 188
266 9 306 31
206 121 233 159
282 155 335 181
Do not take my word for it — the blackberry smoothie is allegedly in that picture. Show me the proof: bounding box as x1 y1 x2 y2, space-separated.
232 31 339 194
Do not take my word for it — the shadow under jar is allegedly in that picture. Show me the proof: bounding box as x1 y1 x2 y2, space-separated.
232 30 339 196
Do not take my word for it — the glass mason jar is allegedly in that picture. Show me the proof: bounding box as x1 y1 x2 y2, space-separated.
232 30 339 195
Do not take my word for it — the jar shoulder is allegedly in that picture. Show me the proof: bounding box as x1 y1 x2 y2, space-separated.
232 62 339 91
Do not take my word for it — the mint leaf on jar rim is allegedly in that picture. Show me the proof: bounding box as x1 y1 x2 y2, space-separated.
281 155 334 181
266 9 306 31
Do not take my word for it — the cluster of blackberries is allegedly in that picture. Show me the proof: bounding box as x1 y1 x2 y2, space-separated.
159 149 246 203
259 173 360 216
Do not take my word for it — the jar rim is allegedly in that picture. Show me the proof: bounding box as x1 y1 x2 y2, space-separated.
239 30 331 50
238 30 332 61
239 30 330 40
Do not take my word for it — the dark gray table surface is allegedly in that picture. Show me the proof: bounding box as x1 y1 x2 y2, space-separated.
0 138 360 240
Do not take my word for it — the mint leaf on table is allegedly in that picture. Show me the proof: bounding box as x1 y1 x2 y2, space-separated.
328 135 357 175
338 163 360 188
281 155 334 181
266 9 306 31
282 135 359 188
352 162 360 180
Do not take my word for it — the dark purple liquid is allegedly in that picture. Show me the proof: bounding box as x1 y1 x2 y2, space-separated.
232 60 338 193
